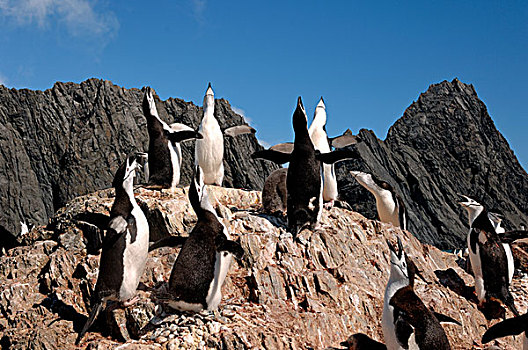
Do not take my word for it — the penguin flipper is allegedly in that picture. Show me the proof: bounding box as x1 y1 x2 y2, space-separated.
329 133 358 149
251 149 291 164
482 313 528 343
167 130 203 143
503 289 520 316
224 125 256 137
169 123 194 132
270 142 294 154
501 230 528 243
73 212 111 231
215 235 245 260
432 311 462 325
149 236 188 252
316 149 360 164
393 308 414 348
75 301 104 345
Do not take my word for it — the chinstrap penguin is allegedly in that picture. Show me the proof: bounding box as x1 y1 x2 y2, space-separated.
308 97 358 209
262 168 288 216
251 97 359 236
308 97 336 208
383 237 458 350
76 154 150 344
350 171 407 230
488 211 515 284
195 83 256 186
482 312 528 349
340 333 387 350
167 166 245 312
458 195 518 316
142 87 202 190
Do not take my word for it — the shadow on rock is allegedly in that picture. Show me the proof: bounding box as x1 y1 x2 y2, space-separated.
434 268 505 320
254 212 288 230
38 293 87 332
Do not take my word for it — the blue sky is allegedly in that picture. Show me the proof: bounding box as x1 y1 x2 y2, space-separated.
0 1 526 169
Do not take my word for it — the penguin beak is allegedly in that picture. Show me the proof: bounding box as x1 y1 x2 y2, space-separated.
457 194 472 207
349 170 360 178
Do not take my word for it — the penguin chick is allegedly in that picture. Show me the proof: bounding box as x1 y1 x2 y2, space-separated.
262 168 288 216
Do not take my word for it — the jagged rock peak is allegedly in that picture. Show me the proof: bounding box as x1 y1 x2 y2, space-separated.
337 78 527 249
0 79 278 242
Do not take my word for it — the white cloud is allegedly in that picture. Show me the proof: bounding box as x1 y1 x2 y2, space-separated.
191 0 206 23
0 72 7 86
258 139 271 149
232 106 254 125
0 0 119 38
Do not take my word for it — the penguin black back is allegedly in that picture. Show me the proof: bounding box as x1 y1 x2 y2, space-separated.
471 207 518 315
168 166 243 311
390 286 452 350
287 97 321 235
142 87 174 188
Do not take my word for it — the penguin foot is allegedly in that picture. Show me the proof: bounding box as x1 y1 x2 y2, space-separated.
122 296 140 307
324 201 335 210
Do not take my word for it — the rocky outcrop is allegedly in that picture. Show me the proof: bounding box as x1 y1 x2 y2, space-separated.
337 79 528 249
0 79 278 241
0 186 526 349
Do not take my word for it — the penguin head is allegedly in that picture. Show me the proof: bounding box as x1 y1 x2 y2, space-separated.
203 82 215 113
142 86 159 119
189 165 215 215
350 171 394 196
387 237 411 284
458 194 484 225
311 97 327 127
292 96 308 133
112 154 142 191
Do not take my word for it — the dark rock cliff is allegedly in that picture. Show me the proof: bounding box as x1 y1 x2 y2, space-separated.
0 79 278 242
337 78 528 249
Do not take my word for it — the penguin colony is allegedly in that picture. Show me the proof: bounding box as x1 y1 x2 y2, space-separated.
72 83 528 349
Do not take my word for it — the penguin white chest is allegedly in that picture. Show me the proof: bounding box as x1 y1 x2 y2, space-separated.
467 230 485 302
196 118 224 185
168 141 182 189
309 129 337 202
375 192 398 227
382 280 408 350
119 206 149 300
205 251 233 311
503 242 514 284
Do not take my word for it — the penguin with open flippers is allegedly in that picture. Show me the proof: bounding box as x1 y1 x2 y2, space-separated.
308 97 357 209
195 83 256 186
252 97 359 236
142 87 202 190
76 154 149 344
